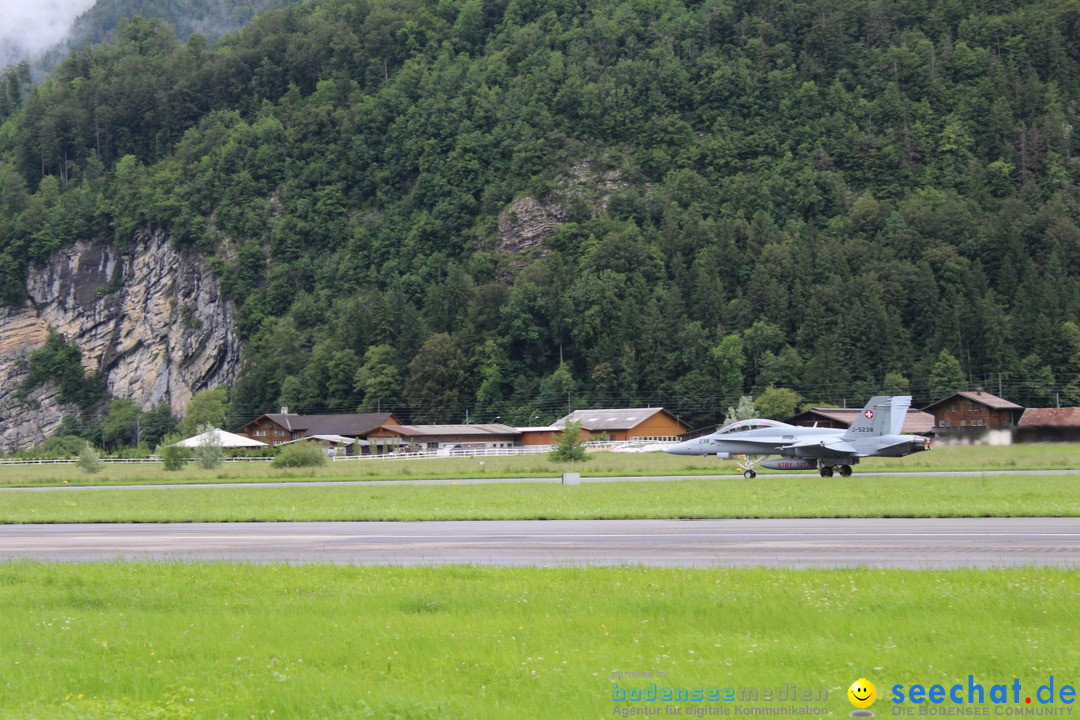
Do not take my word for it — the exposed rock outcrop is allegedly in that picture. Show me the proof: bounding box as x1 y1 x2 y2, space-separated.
495 161 628 269
0 307 73 451
0 231 240 452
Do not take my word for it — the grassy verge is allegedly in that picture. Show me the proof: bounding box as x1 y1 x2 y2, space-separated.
0 564 1075 719
0 443 1079 489
1 474 1077 523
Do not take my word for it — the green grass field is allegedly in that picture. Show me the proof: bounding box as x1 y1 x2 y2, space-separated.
0 473 1078 522
1 443 1078 489
0 563 1075 719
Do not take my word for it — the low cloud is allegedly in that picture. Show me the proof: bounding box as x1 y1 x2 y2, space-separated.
0 0 97 67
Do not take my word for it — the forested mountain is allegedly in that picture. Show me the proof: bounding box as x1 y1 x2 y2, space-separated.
1 0 1079 435
64 0 302 50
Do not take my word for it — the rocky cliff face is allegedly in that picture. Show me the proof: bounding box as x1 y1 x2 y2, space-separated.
496 161 628 271
0 231 241 452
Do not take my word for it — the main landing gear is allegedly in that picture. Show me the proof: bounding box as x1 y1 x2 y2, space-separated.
818 463 853 478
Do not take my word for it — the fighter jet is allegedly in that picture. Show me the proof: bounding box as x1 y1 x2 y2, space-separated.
665 396 930 478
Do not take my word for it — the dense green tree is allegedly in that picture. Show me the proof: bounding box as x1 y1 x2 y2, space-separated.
405 333 468 423
1063 379 1080 407
158 433 190 470
471 339 505 420
325 349 362 411
537 364 577 417
929 349 967 401
179 387 228 437
549 419 587 463
1011 354 1056 407
192 422 224 469
712 334 746 402
102 399 141 450
882 372 911 396
354 344 404 413
21 333 106 413
723 396 756 425
754 387 802 421
140 403 178 448
77 443 104 473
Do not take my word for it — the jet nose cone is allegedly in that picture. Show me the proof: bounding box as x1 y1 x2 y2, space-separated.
664 440 695 455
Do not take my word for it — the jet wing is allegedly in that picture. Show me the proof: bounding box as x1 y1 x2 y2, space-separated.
781 438 858 458
707 436 796 449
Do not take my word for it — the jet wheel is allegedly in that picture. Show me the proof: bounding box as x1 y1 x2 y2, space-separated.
819 466 834 478
743 469 757 479
839 465 853 477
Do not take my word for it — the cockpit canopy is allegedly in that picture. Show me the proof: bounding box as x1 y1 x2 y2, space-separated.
714 418 792 435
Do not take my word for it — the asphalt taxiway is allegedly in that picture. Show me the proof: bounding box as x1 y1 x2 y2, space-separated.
0 517 1076 567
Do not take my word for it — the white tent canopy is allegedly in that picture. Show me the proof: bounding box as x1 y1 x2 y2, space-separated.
173 428 267 448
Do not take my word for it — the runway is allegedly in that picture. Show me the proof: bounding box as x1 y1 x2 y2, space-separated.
0 518 1077 567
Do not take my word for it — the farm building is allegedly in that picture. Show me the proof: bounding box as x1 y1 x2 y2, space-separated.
517 426 561 446
1015 407 1080 443
242 411 399 448
552 408 688 442
366 423 521 452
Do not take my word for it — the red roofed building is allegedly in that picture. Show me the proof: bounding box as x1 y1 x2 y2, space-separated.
1015 407 1080 443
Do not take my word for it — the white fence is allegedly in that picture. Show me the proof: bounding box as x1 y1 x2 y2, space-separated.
332 441 638 461
333 445 553 461
0 456 274 466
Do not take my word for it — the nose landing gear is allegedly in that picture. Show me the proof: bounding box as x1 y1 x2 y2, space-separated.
737 455 767 480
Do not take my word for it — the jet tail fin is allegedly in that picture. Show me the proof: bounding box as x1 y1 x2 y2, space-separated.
843 396 911 439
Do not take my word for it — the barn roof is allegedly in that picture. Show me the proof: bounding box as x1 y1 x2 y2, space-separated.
254 412 396 436
1018 407 1080 428
923 391 1022 412
554 408 679 431
378 424 520 437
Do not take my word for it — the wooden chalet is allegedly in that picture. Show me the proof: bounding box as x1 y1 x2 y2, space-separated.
923 391 1023 430
922 391 1023 444
242 411 399 448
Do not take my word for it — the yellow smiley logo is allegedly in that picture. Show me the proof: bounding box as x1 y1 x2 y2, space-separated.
846 682 872 708
848 678 877 709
